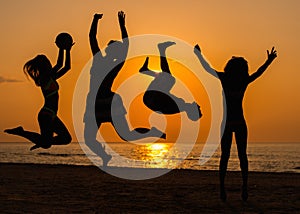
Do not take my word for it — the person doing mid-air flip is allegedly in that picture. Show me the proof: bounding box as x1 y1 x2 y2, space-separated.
139 41 202 121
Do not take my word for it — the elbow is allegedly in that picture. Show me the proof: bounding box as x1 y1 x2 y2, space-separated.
56 63 63 69
64 65 71 72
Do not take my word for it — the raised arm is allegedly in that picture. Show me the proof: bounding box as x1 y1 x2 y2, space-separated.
89 14 103 56
249 47 277 83
194 44 220 78
118 11 128 40
113 11 129 64
54 45 73 79
52 48 64 73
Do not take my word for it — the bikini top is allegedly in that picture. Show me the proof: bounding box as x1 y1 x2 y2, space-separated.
42 77 59 98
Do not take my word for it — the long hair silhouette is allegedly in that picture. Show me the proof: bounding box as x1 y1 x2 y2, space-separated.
5 39 74 150
194 44 277 201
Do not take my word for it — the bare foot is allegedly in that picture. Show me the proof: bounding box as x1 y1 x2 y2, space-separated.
151 127 166 139
101 144 112 167
139 57 149 72
158 41 176 51
241 185 248 201
197 103 203 119
4 126 24 135
161 133 167 139
30 143 51 151
220 188 227 202
102 153 112 167
30 144 41 151
186 102 202 121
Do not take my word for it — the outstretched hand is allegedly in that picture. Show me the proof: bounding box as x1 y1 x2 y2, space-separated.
267 47 277 62
94 13 103 20
194 44 201 54
118 11 126 26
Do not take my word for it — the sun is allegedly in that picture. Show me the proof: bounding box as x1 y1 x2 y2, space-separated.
149 143 166 151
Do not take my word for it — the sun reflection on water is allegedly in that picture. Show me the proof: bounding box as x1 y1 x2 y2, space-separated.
147 143 169 158
130 143 181 168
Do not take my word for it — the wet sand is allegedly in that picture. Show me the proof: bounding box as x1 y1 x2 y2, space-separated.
0 163 299 213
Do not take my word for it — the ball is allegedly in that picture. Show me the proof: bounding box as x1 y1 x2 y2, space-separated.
55 32 73 49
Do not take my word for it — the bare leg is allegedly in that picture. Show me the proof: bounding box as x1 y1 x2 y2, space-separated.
158 41 176 74
112 115 166 141
51 116 72 145
219 126 233 202
84 123 112 167
140 41 175 73
4 126 41 145
139 56 150 72
140 42 202 120
159 41 202 121
235 124 249 201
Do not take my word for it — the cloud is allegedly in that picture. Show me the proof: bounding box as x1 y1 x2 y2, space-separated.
0 76 22 84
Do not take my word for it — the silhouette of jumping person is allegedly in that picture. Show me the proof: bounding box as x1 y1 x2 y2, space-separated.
194 45 277 201
85 12 166 166
139 42 202 121
5 38 74 150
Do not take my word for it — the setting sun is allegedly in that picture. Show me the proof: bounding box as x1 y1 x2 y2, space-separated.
0 1 299 213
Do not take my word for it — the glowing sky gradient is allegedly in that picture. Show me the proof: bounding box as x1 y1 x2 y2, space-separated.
0 0 300 143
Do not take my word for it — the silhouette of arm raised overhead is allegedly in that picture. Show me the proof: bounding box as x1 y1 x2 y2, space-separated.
194 44 220 78
118 11 128 40
52 48 64 73
54 47 73 80
89 14 103 56
249 47 277 83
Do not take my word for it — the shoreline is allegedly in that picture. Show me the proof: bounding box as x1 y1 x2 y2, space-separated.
1 162 299 174
1 142 299 174
0 161 300 173
1 163 299 213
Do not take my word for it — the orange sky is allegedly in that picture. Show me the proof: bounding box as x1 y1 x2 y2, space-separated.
0 0 300 143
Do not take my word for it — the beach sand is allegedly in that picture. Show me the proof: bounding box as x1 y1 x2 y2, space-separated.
0 163 299 213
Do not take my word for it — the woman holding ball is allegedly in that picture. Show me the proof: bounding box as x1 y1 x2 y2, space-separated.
5 33 74 150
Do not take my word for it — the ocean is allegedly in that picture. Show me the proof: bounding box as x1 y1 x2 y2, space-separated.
0 142 299 173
